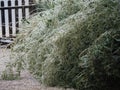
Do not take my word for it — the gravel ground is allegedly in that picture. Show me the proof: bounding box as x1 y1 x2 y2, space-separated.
0 48 74 90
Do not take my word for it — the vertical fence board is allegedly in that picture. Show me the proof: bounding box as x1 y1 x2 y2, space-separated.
4 0 9 37
11 0 16 36
25 0 29 19
18 0 22 24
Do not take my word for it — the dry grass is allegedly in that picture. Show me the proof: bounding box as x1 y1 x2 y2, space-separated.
0 48 74 90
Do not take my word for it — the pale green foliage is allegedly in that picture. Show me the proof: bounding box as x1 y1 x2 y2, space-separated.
9 0 120 89
1 62 20 80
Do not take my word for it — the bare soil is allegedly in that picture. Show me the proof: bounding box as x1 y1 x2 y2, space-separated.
0 48 74 90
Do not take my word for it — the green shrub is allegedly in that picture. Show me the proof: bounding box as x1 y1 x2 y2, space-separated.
11 0 120 90
74 30 120 90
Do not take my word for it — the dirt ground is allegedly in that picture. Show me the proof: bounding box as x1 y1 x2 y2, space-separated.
0 48 74 90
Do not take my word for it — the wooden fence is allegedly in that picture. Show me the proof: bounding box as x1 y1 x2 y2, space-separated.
0 0 35 38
